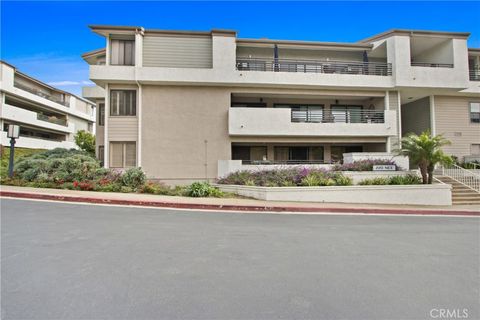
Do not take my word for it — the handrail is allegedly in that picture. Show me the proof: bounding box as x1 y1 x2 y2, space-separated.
469 69 480 81
236 57 392 76
290 109 385 124
441 163 480 193
411 62 454 68
14 82 70 107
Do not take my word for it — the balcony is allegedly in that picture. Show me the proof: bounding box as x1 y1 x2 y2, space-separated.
410 62 454 68
236 58 392 76
14 82 70 107
37 113 68 126
1 104 73 133
229 107 397 137
470 69 480 81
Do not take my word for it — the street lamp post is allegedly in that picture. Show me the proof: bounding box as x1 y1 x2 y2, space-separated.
7 124 20 178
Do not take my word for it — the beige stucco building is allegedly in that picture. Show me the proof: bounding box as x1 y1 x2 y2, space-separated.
1 61 95 150
82 26 480 183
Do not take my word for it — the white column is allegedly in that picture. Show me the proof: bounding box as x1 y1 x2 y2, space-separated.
429 95 436 136
104 84 109 168
135 29 144 67
397 91 402 146
105 37 110 66
385 91 391 152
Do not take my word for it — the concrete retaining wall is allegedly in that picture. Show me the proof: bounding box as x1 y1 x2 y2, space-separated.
215 184 452 206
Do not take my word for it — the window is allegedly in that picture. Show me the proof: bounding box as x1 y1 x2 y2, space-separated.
110 39 135 65
110 90 136 116
470 102 480 123
98 103 105 126
232 145 267 163
471 144 480 155
88 123 93 132
331 105 363 123
98 146 104 166
109 142 136 168
274 146 324 163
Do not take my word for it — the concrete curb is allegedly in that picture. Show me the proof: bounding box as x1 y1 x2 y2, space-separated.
1 191 479 216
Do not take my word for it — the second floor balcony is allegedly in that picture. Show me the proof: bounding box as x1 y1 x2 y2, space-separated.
236 58 392 76
229 107 397 137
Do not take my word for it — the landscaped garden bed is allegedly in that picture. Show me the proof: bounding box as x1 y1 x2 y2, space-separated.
0 148 229 198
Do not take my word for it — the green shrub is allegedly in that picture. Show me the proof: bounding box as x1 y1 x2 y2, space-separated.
186 182 223 197
74 130 95 156
120 167 146 189
358 174 421 185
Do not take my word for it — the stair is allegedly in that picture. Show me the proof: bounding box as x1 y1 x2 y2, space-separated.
436 176 480 205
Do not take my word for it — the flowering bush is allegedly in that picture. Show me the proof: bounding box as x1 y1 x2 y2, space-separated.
333 159 400 171
217 167 352 187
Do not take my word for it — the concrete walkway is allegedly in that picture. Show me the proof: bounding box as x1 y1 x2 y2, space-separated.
0 185 479 215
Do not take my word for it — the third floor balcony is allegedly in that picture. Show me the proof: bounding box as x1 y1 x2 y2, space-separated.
236 58 392 76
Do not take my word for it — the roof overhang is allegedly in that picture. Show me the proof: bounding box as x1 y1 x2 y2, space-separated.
359 29 470 43
237 38 372 51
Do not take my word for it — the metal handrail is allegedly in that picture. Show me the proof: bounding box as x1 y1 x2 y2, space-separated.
441 163 480 193
14 82 70 107
411 62 454 68
290 109 385 124
469 69 480 81
236 57 392 76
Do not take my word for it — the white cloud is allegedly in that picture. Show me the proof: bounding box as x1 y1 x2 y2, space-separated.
4 53 91 95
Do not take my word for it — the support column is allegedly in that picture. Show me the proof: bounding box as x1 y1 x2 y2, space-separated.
324 144 332 163
429 95 436 136
267 145 275 161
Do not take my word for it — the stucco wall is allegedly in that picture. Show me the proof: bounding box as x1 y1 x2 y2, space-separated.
141 85 231 181
401 97 431 135
434 96 480 158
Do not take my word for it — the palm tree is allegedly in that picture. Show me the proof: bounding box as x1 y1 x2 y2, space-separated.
396 131 453 184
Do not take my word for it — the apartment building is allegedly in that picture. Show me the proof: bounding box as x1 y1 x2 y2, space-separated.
0 61 95 150
82 26 480 183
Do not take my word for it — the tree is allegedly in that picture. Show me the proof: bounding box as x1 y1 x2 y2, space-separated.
74 130 95 156
396 131 453 184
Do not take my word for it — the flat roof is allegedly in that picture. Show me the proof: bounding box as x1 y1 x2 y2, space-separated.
1 60 95 106
237 38 372 50
359 29 471 43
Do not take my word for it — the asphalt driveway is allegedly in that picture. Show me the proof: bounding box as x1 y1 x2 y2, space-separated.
1 198 479 320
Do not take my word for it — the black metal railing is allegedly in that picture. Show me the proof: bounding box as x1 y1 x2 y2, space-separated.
236 58 392 76
291 109 385 124
241 160 328 165
410 62 454 68
14 82 70 107
469 69 480 81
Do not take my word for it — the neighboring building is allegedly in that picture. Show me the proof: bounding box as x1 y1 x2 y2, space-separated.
82 26 480 183
0 61 96 150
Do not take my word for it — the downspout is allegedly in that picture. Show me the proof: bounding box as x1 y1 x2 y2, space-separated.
135 27 144 168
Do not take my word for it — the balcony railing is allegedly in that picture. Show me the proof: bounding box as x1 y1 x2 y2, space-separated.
14 82 70 107
37 113 68 126
290 109 385 124
241 160 327 165
469 69 480 81
410 62 454 68
236 58 392 76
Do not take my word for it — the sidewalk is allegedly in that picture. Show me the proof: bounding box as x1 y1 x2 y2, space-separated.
1 185 479 216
